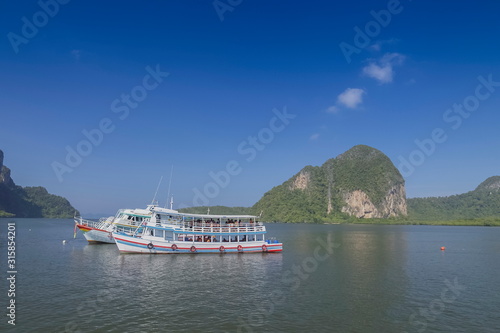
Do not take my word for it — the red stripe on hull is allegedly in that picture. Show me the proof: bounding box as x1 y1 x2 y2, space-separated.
76 224 107 232
115 236 283 253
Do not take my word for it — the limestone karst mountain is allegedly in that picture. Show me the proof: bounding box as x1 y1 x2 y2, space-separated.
0 149 78 218
252 145 407 222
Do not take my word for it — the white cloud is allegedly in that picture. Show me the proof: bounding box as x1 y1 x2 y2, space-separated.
309 133 320 141
381 52 405 66
326 105 339 114
363 63 392 83
337 88 365 109
362 52 405 84
369 38 399 52
369 43 381 52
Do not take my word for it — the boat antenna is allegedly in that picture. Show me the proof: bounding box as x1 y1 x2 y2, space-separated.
151 176 163 205
165 165 174 208
170 195 174 210
207 207 210 215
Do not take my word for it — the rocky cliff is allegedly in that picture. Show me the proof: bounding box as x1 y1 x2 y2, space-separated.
0 150 14 188
252 145 407 222
0 149 78 218
475 176 500 192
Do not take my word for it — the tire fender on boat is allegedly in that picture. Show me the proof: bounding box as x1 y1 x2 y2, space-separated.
171 244 178 251
219 246 225 252
147 243 154 250
237 245 243 252
262 244 268 252
190 246 197 253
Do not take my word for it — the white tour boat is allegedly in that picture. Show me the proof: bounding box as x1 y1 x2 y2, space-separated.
75 207 152 244
112 205 283 253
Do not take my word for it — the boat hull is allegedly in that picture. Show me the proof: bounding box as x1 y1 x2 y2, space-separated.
113 233 283 254
76 224 115 244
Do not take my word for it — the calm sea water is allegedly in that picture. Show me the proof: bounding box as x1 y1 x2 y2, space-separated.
1 218 500 333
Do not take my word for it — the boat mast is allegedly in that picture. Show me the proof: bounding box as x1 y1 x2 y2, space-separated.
151 176 163 206
165 165 174 208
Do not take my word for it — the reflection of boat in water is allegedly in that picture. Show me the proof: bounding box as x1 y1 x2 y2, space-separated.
75 208 152 244
113 205 283 254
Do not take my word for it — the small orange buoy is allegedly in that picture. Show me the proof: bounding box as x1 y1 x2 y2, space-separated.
440 246 446 251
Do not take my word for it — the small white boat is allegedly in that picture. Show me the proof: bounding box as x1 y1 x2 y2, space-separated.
112 205 283 254
75 207 152 244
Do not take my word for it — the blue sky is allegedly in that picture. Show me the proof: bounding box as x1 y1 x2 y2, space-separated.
1 0 500 215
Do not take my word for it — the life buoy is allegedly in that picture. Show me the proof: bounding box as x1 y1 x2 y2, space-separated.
147 243 154 249
262 244 268 252
190 246 196 253
171 244 178 251
219 246 225 252
237 245 243 252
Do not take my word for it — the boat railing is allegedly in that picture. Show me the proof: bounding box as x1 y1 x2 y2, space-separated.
159 220 263 228
99 216 115 223
186 226 265 233
114 224 142 235
113 218 144 226
78 218 110 230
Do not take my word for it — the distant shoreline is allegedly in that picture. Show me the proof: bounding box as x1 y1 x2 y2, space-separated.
271 218 500 227
328 219 500 227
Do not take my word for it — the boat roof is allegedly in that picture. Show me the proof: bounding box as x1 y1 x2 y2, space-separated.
178 213 258 219
151 205 258 219
118 208 152 217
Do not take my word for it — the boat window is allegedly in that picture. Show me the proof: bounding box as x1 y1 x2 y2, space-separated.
154 229 164 238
